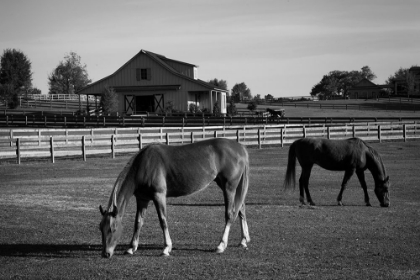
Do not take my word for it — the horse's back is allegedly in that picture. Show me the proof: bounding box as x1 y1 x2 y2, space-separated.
294 137 367 170
133 138 248 197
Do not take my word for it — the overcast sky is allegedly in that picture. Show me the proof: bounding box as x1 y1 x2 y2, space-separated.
1 0 419 97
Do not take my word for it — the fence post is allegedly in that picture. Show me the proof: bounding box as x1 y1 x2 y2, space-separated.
16 138 21 164
50 137 55 163
138 134 143 150
378 125 381 143
258 129 261 149
327 127 331 139
191 131 194 143
236 130 240 143
280 127 284 148
166 133 169 145
44 116 47 127
25 116 28 126
214 130 218 138
9 130 13 147
303 126 306 138
403 124 407 142
82 136 86 161
352 125 356 138
111 135 115 158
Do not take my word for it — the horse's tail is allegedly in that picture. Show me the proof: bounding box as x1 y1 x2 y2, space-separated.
233 152 249 221
283 141 297 189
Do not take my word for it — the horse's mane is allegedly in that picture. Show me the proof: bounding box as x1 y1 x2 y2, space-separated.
361 139 387 176
107 152 139 210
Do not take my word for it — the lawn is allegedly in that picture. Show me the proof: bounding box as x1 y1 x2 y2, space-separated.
0 140 419 279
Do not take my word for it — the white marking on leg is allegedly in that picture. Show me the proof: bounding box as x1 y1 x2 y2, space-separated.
216 223 231 253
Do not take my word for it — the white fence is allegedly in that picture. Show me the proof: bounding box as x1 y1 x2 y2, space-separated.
0 123 419 164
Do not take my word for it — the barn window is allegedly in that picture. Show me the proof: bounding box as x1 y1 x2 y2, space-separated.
136 68 151 81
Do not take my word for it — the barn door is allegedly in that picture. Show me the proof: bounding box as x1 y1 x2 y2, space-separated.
124 95 135 114
154 94 164 113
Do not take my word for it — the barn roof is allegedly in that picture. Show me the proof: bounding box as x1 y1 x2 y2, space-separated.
77 49 227 94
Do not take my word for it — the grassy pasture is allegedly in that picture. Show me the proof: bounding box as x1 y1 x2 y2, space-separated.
237 99 420 118
0 140 419 279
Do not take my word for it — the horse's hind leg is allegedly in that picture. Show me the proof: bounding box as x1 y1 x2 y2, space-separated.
337 169 355 206
126 198 149 255
153 192 173 256
356 170 371 206
238 203 250 248
299 165 314 205
216 186 236 253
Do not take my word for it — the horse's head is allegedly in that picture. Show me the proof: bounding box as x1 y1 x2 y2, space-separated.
99 205 123 258
374 176 390 207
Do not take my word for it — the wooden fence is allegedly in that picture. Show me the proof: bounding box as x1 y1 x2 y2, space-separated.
1 122 419 164
1 113 420 128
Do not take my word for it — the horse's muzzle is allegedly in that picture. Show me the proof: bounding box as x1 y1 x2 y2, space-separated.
102 251 113 258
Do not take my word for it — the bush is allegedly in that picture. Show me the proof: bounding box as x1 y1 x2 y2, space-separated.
100 85 118 115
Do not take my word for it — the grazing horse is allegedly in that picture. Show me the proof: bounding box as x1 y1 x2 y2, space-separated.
99 138 250 258
283 137 390 207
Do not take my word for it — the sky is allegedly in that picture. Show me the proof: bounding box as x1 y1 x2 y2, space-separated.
1 0 419 97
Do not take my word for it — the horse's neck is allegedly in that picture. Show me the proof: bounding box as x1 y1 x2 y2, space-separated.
109 174 134 218
366 153 386 182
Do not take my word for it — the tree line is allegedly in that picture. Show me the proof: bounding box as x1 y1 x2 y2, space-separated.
310 65 419 99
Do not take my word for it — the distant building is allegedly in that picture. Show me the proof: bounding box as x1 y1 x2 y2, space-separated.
77 50 228 115
347 79 390 99
392 66 420 96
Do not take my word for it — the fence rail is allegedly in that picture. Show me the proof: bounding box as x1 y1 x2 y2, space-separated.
1 122 419 164
1 114 420 128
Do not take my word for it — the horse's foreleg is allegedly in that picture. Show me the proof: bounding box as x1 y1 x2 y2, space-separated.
356 170 371 206
217 188 236 254
337 169 355 206
153 193 172 256
126 198 149 255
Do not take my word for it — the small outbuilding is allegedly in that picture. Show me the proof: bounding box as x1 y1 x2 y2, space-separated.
347 78 389 99
77 50 228 115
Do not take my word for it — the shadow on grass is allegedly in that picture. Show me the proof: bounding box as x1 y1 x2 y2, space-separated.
0 244 102 258
0 243 215 258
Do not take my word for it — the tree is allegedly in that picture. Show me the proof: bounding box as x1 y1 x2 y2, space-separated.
231 82 251 101
0 49 32 108
385 66 417 95
208 78 228 90
48 52 91 95
247 100 258 111
99 85 118 115
310 66 376 99
226 97 237 116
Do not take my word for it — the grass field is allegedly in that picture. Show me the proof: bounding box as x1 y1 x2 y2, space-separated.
236 99 420 118
1 140 419 279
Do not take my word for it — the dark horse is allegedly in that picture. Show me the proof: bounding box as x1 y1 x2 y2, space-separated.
283 137 390 207
99 138 250 258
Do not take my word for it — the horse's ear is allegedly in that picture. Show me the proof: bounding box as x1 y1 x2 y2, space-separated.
99 205 106 216
99 205 104 215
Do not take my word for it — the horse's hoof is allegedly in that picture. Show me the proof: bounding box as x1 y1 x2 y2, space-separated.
366 203 372 207
216 246 226 254
337 201 343 206
125 248 134 255
309 202 316 206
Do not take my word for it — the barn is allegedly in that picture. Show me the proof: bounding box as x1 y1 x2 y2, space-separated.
77 50 228 115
